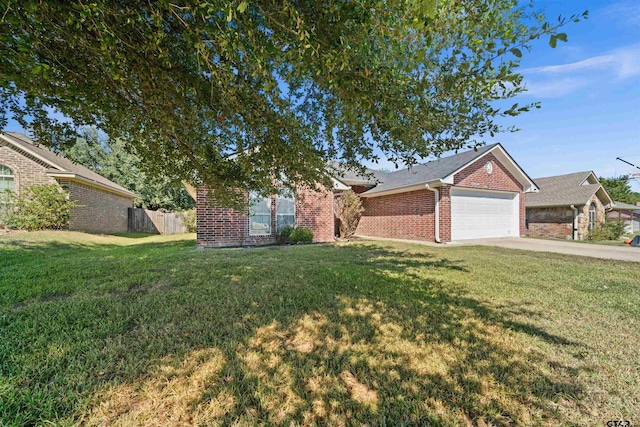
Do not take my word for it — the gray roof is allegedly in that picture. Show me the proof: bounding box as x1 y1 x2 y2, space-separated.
611 201 640 211
1 132 136 198
525 171 609 207
360 144 499 195
328 162 386 186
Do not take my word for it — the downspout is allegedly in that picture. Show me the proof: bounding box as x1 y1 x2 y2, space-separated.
570 205 578 240
425 184 441 243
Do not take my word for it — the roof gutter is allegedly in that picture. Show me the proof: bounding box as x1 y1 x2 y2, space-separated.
424 183 441 243
361 179 446 198
46 172 137 199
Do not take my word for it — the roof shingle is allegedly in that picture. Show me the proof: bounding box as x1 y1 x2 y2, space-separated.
1 132 136 197
525 171 607 207
360 144 499 195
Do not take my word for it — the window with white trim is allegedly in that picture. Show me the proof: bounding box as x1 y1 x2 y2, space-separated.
276 192 295 232
0 165 14 193
249 192 271 235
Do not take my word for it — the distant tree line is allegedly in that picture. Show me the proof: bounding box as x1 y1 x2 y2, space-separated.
599 176 640 205
59 128 195 211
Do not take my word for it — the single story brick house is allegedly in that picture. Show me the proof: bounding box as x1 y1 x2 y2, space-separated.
197 143 538 248
0 132 136 233
525 171 613 240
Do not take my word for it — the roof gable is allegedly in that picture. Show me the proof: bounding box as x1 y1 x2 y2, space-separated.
0 132 136 198
359 144 537 197
526 171 612 207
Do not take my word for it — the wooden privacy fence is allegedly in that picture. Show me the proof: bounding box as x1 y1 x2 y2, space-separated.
127 208 188 234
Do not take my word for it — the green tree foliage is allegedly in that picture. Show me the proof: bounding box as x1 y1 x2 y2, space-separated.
7 184 76 230
599 176 636 205
60 128 195 211
0 1 586 207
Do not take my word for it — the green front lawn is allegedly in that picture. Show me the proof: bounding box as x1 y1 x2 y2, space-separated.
1 231 639 426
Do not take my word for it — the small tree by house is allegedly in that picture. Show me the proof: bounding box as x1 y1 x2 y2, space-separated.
6 184 77 231
334 190 364 239
588 218 626 241
0 189 15 229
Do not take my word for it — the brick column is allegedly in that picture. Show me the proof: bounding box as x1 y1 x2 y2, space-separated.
439 185 451 243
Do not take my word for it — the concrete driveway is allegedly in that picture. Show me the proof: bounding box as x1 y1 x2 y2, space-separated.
455 237 640 262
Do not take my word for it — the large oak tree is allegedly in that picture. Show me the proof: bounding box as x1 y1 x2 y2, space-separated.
0 0 585 205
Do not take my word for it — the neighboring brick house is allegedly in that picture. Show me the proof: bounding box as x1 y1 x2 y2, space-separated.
196 143 538 248
0 132 136 233
525 171 613 240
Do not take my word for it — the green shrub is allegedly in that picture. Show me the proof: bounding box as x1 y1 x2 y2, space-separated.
279 225 294 238
588 219 626 241
277 225 295 244
0 190 16 229
178 209 196 233
6 184 77 231
290 227 313 244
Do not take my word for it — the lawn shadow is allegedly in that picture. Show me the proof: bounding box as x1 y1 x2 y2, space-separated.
73 242 589 426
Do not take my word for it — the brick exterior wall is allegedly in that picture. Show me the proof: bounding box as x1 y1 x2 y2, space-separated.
59 180 132 233
452 152 526 238
525 207 575 240
356 189 436 241
1 143 132 234
356 153 526 243
525 193 607 240
295 187 335 243
197 186 334 249
0 144 57 195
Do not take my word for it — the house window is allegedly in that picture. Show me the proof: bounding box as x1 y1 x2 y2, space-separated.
588 202 596 230
0 165 14 193
249 192 271 235
276 192 295 232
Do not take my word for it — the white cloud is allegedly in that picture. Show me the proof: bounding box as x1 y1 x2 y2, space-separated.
522 45 640 79
520 44 640 98
523 77 591 99
599 0 640 27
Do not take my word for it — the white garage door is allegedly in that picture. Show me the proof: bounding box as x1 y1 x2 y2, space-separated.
450 188 519 240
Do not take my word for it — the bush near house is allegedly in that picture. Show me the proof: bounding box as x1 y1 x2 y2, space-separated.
290 226 313 243
588 218 626 241
5 184 77 231
277 225 295 244
0 189 15 229
178 209 196 233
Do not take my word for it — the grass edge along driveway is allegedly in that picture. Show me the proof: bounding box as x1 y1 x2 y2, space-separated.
1 231 638 426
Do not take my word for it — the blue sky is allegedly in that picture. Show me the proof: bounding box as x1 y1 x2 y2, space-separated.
4 0 639 190
369 0 640 190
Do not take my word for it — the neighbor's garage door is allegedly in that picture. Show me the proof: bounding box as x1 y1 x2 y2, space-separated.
450 188 519 240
